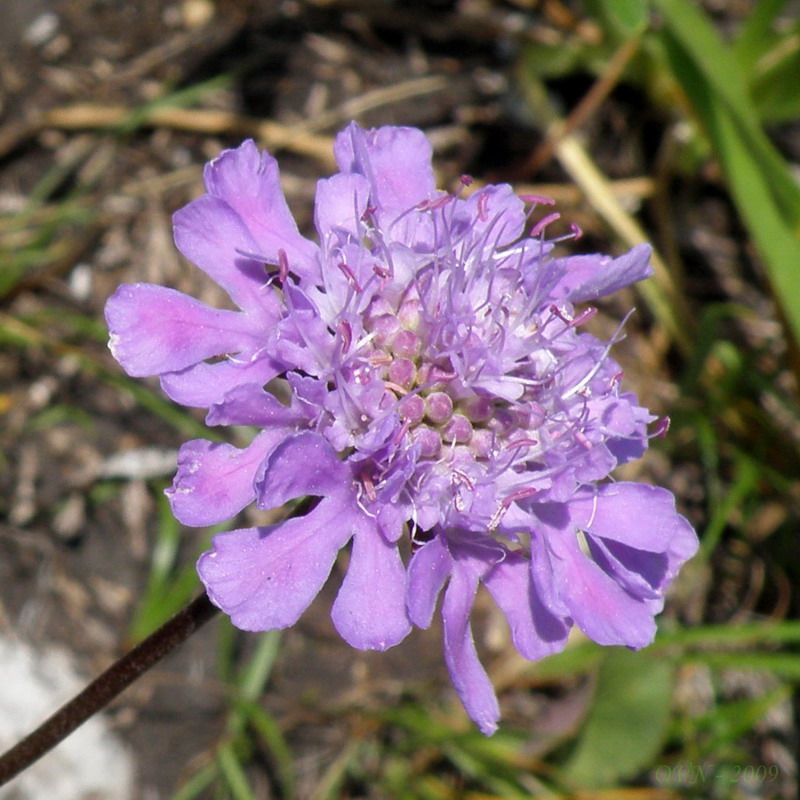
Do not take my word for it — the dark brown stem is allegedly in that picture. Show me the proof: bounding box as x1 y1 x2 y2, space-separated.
0 593 220 787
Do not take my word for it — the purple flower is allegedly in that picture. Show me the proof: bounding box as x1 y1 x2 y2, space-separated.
105 123 698 734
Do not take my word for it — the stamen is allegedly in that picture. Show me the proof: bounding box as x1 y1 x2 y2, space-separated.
384 380 408 396
277 249 289 283
392 418 412 447
416 194 453 212
488 487 538 530
652 416 670 438
337 262 363 293
504 437 538 451
530 212 561 238
337 320 352 354
368 351 393 367
477 192 490 222
359 471 377 502
571 307 598 327
519 193 556 206
549 304 574 326
561 309 634 400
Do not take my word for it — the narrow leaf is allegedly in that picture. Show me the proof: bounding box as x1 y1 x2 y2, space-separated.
563 649 673 788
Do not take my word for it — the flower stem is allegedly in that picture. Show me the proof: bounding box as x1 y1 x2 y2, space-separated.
0 592 219 787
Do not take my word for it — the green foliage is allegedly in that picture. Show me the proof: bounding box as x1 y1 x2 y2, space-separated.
562 649 674 787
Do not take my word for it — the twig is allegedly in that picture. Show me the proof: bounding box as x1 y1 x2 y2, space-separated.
0 593 219 787
522 36 642 177
0 105 335 165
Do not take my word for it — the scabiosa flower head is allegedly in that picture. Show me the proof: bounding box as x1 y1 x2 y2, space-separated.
105 123 698 734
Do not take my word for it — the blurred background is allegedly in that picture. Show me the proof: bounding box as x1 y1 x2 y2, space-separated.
1 1 799 798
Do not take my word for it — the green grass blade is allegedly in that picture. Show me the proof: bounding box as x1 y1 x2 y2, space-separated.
731 0 792 69
654 0 800 227
693 652 800 680
235 700 295 799
171 762 219 800
217 743 257 800
699 453 760 560
237 631 282 703
657 620 800 649
750 29 800 124
584 0 648 35
655 3 800 352
694 687 791 753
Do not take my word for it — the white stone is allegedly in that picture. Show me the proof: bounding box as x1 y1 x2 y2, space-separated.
0 637 135 800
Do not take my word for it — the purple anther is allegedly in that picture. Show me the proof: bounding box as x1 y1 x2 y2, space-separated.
278 248 289 283
337 262 363 293
337 320 352 354
530 212 561 238
518 193 556 206
571 307 598 327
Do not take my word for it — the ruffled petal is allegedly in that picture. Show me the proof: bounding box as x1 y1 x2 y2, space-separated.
206 383 306 428
585 536 666 608
334 122 435 212
166 430 284 526
546 531 657 648
568 483 698 560
105 283 261 377
461 184 527 247
160 355 283 409
331 517 411 650
173 196 277 312
484 552 570 661
528 507 573 620
202 140 319 282
406 535 452 628
442 558 500 736
314 172 371 243
551 244 653 304
255 431 351 510
198 495 355 631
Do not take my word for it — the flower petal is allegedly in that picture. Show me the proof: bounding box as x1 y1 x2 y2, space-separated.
166 430 284 526
203 140 319 282
255 431 351 510
528 507 573 620
160 355 282 409
406 535 452 628
585 536 666 608
173 196 276 312
105 283 260 377
568 483 698 561
484 552 570 661
206 383 306 428
334 122 435 212
332 517 411 650
461 184 527 247
314 172 371 243
552 243 654 303
198 496 355 631
442 558 500 736
546 531 657 648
